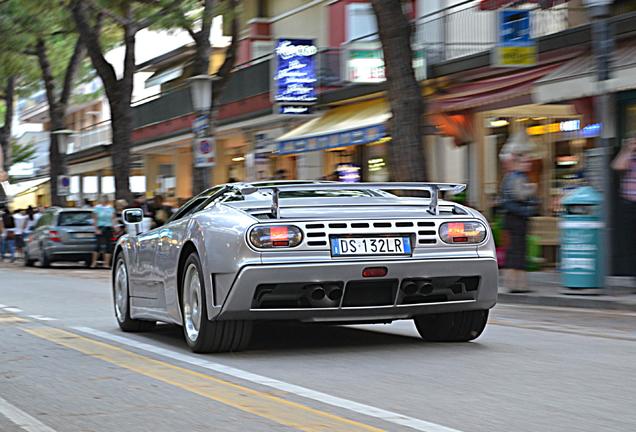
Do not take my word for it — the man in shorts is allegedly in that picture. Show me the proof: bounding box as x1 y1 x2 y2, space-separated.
91 196 116 269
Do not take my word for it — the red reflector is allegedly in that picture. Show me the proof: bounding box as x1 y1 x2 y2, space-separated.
362 267 388 277
272 240 290 247
452 236 468 243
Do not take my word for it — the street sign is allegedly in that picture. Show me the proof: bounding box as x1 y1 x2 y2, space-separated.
193 137 215 168
192 114 209 137
274 38 318 104
57 175 71 196
492 9 537 67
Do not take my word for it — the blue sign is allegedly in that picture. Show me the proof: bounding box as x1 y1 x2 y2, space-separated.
277 124 386 155
274 39 318 103
499 10 531 45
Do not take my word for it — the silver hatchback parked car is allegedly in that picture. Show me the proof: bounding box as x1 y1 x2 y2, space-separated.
114 181 499 353
25 208 96 267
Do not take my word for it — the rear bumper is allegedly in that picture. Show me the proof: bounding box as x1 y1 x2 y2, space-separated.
216 257 498 322
45 244 95 261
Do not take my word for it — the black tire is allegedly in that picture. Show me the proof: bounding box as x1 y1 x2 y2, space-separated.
40 250 51 268
180 252 252 353
414 310 489 342
23 251 35 267
113 255 156 332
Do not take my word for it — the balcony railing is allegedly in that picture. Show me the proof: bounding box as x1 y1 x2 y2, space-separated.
126 1 580 132
68 120 112 154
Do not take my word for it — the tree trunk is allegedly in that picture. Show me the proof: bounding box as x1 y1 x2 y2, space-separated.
371 0 427 182
109 92 133 202
0 76 15 174
48 114 66 206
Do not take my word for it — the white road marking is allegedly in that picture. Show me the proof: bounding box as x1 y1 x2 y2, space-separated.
3 307 22 313
75 326 463 432
0 304 7 308
27 315 58 322
0 396 57 432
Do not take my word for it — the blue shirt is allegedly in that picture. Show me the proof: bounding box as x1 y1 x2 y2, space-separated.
93 205 114 227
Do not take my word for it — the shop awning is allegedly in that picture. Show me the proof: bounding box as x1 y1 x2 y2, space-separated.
533 45 636 104
2 177 49 198
431 63 562 113
276 99 390 155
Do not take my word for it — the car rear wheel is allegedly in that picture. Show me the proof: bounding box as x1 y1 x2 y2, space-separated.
23 251 35 267
40 250 50 268
414 310 489 342
113 256 155 332
181 252 252 353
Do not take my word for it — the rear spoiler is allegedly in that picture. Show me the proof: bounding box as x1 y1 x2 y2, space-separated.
239 182 466 218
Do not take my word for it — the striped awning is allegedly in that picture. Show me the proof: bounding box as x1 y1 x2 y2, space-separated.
276 99 390 155
533 45 636 104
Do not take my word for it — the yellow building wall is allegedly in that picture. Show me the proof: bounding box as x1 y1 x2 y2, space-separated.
271 2 328 47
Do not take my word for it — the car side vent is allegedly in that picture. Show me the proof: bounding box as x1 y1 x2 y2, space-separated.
329 223 347 229
306 223 324 229
395 222 413 227
308 241 327 246
373 222 391 228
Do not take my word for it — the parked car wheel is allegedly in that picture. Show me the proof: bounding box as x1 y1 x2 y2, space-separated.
181 252 252 353
23 251 35 267
414 310 489 342
40 250 51 268
113 255 155 332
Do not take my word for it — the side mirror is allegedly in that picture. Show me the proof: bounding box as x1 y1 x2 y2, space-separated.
123 208 144 236
123 208 144 224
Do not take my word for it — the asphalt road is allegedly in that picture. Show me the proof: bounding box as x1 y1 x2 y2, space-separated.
1 262 635 432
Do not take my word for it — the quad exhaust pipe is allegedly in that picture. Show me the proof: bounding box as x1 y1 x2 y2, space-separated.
306 284 342 307
401 280 434 296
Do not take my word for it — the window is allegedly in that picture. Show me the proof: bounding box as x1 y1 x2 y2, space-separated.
58 211 93 227
169 186 224 222
37 213 54 228
346 3 377 42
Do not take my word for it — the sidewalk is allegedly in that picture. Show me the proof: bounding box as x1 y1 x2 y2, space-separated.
498 271 636 312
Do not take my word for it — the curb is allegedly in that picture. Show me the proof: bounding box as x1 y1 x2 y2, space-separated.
498 292 636 312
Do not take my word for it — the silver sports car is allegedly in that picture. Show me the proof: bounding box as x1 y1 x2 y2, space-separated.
114 181 498 353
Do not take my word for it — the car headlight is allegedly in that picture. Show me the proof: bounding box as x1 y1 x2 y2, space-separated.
439 221 486 244
249 225 303 248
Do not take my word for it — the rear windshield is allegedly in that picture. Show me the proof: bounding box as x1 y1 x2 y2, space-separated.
58 211 93 227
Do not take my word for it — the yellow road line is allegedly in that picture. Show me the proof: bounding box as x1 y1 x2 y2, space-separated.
25 327 383 432
0 316 28 324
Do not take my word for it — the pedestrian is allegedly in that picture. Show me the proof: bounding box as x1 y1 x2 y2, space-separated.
114 199 128 240
12 208 28 261
0 206 16 262
90 195 116 269
611 136 636 283
151 195 172 228
500 147 538 293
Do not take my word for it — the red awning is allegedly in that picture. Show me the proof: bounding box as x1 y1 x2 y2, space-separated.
430 63 562 113
479 0 564 10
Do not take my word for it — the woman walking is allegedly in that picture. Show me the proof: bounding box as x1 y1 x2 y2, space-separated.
91 196 116 269
501 147 538 293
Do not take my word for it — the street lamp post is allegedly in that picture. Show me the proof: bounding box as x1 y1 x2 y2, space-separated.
583 0 613 284
51 129 75 203
189 75 214 194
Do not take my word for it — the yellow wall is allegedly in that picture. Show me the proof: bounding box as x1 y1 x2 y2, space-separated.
272 2 328 47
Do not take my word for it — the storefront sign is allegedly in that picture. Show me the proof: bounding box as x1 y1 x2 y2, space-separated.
57 175 71 196
343 43 427 83
277 124 386 155
279 105 313 115
527 120 581 135
274 39 317 103
492 10 537 67
193 137 215 168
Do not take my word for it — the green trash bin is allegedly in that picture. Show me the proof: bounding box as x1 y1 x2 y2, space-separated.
559 186 604 289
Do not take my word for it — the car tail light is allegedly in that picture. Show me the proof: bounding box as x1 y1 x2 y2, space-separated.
362 267 388 277
249 225 303 249
48 230 62 242
439 221 486 244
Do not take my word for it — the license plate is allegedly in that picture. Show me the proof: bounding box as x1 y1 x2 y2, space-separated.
330 237 412 256
73 232 94 239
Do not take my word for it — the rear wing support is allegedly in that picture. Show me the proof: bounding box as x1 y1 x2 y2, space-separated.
241 182 466 219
